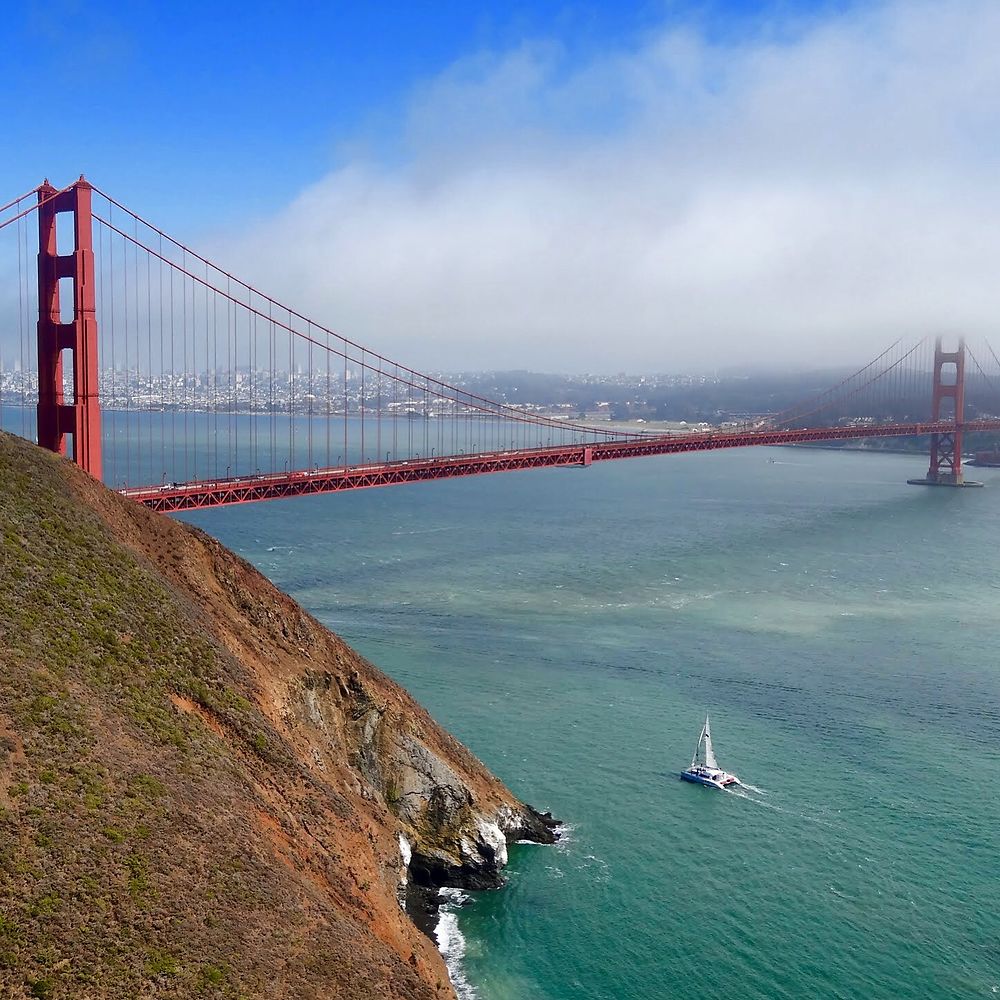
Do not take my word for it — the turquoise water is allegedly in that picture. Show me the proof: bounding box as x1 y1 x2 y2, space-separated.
80 438 1000 995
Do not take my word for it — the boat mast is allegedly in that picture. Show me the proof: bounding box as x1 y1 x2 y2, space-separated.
691 715 708 767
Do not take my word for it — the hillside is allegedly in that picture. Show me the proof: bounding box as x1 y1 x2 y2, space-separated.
0 431 556 1000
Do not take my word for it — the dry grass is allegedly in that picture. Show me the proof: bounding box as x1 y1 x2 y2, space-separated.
1 431 462 1000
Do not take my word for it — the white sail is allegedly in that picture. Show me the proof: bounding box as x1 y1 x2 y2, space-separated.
682 714 739 787
702 716 719 769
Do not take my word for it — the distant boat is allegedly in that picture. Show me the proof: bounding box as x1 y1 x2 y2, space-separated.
680 715 740 789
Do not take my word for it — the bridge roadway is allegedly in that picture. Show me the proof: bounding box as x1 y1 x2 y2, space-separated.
122 419 1000 513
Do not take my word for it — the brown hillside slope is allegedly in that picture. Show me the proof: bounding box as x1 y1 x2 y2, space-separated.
0 431 555 1000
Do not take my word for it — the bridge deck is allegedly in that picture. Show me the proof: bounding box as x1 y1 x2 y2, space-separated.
121 419 1000 512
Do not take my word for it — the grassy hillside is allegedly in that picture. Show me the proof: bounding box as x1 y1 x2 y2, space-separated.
0 431 549 999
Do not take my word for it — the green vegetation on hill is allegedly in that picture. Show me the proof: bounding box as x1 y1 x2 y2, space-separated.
0 437 302 997
0 432 457 1000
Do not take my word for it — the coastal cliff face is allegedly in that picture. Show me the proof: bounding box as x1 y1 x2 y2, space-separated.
0 431 555 1000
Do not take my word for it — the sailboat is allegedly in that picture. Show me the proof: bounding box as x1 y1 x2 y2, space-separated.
680 715 740 789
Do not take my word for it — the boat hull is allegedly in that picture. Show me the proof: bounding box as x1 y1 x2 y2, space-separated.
680 769 740 790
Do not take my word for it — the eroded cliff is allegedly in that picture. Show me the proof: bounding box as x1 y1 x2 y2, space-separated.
0 431 555 999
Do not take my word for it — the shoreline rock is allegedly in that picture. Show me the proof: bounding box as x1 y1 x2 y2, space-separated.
404 805 561 940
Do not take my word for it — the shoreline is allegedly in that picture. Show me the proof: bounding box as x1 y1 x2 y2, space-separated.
403 884 478 999
403 808 561 938
404 812 563 998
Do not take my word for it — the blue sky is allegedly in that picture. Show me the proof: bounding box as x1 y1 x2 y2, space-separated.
3 0 998 371
2 1 847 228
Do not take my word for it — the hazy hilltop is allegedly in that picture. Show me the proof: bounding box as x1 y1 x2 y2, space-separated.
0 431 553 999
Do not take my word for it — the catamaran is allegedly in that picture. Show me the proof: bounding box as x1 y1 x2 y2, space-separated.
680 715 740 789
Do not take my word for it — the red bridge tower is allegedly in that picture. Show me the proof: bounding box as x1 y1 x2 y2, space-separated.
35 177 102 480
907 336 980 488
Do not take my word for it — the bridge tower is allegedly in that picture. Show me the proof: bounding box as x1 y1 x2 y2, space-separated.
35 177 102 479
908 336 979 487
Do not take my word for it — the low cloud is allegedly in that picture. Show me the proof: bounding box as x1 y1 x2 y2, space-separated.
218 1 1000 373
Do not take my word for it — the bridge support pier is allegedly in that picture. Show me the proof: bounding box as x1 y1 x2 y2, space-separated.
36 177 102 480
907 336 981 488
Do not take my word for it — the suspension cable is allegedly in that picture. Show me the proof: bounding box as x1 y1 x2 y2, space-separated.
89 188 640 441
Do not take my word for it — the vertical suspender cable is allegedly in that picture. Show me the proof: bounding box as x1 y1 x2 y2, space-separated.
109 209 117 483
181 249 189 484
158 234 165 483
251 311 257 474
308 323 314 471
212 261 219 479
269 304 275 473
227 282 234 477
205 259 213 478
169 261 175 482
147 230 153 485
16 204 26 440
124 213 132 486
326 330 331 468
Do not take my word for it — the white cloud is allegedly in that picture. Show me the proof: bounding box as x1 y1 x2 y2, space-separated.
216 0 1000 373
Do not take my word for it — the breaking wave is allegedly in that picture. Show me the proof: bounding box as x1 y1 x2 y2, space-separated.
437 888 477 999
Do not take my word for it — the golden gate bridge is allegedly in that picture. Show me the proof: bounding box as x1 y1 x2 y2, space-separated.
3 177 1000 512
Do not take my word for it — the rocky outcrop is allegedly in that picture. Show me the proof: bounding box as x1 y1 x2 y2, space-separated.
392 733 555 891
0 430 557 1000
287 662 561 909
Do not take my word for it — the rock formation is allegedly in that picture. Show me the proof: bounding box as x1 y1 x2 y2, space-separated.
0 430 556 999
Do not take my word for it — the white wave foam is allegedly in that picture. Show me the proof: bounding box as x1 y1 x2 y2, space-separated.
553 822 576 848
436 909 478 999
576 853 612 883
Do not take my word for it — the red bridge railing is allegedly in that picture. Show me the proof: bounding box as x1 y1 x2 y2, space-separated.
123 419 1000 513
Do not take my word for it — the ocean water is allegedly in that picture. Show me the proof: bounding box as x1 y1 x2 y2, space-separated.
7 401 997 998
173 446 1000 999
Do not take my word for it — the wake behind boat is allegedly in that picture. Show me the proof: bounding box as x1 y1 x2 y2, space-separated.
680 715 740 789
